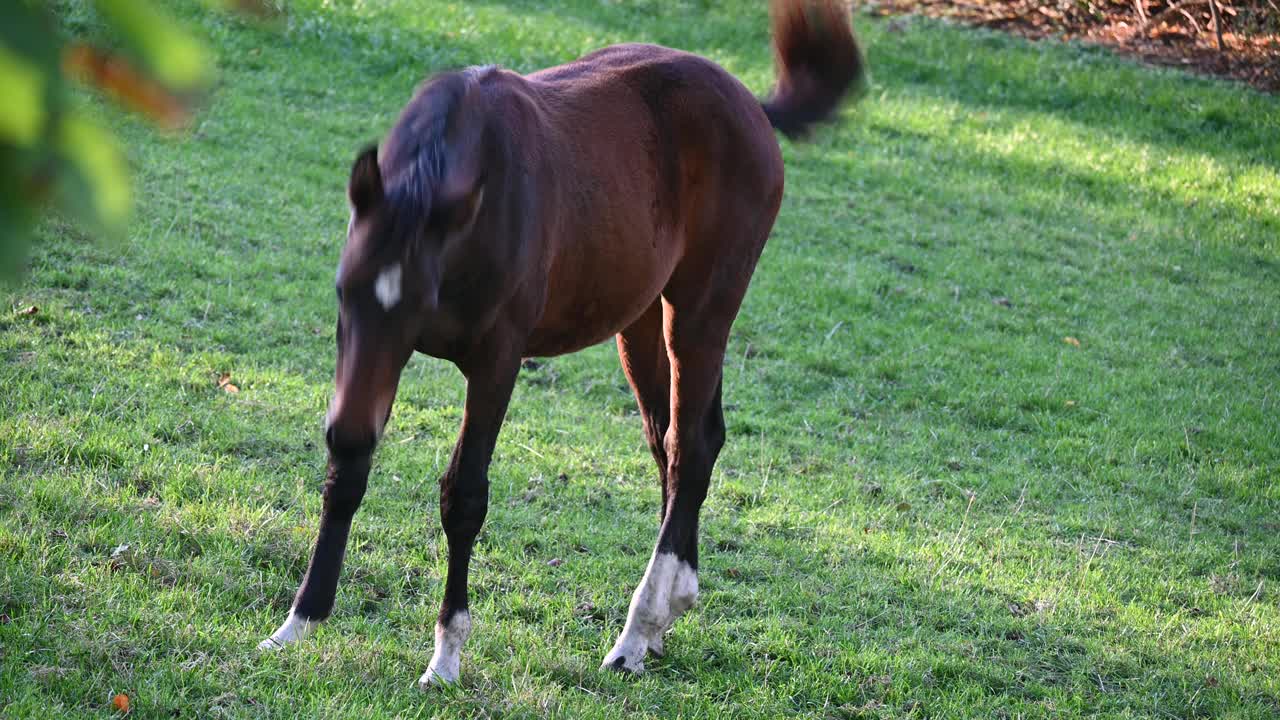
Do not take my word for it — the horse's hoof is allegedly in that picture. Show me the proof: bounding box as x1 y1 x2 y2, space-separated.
257 637 284 652
601 644 646 674
259 611 319 652
418 665 458 689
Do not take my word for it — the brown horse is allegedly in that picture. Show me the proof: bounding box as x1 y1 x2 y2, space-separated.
260 0 864 686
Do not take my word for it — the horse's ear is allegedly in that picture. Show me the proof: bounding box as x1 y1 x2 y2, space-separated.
348 144 383 215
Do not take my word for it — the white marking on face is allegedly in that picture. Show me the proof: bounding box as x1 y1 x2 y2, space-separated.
258 608 320 650
374 262 402 310
601 551 698 673
419 610 472 687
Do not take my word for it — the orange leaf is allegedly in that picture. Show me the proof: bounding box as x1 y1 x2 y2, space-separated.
63 44 191 130
112 693 130 712
216 373 240 393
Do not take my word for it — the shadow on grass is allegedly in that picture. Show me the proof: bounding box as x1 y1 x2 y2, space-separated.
7 441 1276 716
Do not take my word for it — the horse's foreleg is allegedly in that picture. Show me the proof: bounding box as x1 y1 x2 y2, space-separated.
260 439 373 650
420 347 521 688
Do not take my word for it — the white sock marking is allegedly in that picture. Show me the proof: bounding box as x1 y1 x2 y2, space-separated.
259 609 320 650
374 262 402 310
602 551 698 673
419 610 472 687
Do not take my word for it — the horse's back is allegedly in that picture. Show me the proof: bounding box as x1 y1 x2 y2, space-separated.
528 43 779 170
527 42 784 258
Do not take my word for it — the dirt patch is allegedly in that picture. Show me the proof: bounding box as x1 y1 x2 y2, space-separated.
868 1 1280 92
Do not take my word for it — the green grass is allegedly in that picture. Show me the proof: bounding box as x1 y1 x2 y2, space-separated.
4 1 1279 717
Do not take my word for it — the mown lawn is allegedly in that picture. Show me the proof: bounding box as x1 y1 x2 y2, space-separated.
3 1 1278 717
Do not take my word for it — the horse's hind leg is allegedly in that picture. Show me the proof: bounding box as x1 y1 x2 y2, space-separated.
602 289 738 673
616 300 672 522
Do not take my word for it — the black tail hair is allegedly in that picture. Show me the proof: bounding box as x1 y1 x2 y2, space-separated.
762 0 867 138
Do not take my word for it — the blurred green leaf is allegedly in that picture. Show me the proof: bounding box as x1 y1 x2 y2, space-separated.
56 113 132 239
1 0 252 281
0 1 62 68
0 45 47 146
0 154 36 282
94 0 213 91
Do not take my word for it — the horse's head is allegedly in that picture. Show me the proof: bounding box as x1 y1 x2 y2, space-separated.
327 79 486 454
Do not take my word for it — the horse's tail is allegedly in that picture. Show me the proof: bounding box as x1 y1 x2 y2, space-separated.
761 0 867 138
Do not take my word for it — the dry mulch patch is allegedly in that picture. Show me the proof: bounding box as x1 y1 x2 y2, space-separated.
867 1 1280 92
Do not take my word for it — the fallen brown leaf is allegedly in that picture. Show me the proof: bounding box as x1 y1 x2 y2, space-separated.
17 305 38 316
1063 336 1081 347
216 372 240 393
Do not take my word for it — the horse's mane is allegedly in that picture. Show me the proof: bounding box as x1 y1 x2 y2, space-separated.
380 67 494 227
